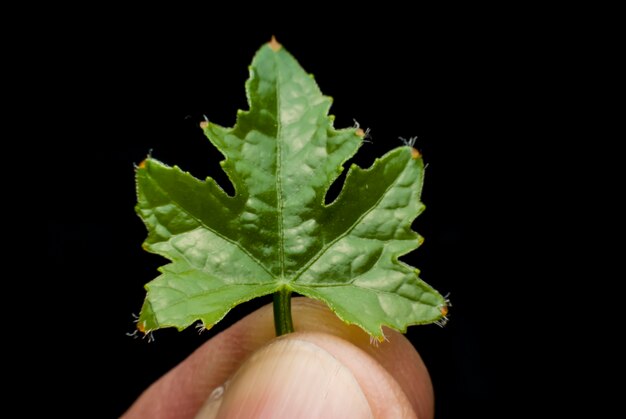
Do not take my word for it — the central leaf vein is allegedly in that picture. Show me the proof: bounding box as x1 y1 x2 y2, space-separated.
274 53 286 279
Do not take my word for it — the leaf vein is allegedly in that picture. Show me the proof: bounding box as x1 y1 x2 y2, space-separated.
292 163 408 282
275 53 286 279
145 173 274 278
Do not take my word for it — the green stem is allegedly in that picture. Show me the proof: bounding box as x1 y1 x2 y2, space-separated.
273 288 294 336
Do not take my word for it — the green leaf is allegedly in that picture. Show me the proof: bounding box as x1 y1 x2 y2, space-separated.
135 39 447 339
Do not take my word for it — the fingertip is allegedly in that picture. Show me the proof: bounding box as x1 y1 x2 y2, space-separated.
199 337 372 419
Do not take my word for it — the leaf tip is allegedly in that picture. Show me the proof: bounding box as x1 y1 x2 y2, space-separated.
411 148 421 159
199 120 209 129
369 329 389 345
196 322 213 334
138 159 147 169
355 128 365 137
435 294 452 327
268 35 282 52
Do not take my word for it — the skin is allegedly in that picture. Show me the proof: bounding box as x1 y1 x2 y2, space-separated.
123 298 434 419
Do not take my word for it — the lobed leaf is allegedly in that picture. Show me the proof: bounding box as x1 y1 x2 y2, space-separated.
136 39 447 338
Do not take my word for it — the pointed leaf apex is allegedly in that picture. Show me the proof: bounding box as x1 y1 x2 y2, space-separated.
268 35 282 52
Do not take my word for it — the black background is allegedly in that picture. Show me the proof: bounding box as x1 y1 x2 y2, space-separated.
46 15 545 418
